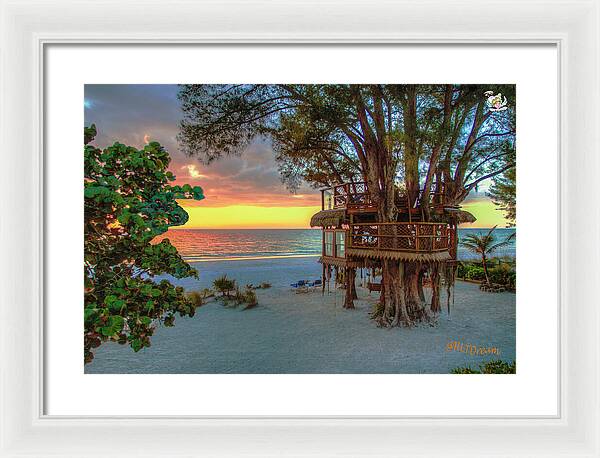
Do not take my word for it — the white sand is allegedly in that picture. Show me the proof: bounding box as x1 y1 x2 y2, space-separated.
85 257 515 374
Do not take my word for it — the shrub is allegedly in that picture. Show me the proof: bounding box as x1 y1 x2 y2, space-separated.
201 288 214 299
218 283 259 309
243 288 258 309
186 291 205 308
450 366 480 374
259 282 272 289
232 287 245 307
451 359 516 374
370 302 385 320
213 275 236 297
457 264 486 281
458 260 516 288
480 359 516 374
488 264 516 289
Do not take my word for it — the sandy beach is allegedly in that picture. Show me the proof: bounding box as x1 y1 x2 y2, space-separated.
85 256 516 374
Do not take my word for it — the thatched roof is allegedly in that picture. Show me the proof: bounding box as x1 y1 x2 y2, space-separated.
319 256 363 268
310 209 346 227
443 208 477 224
346 248 451 263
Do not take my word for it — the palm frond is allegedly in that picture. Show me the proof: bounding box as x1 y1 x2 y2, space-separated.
488 232 515 254
460 241 484 253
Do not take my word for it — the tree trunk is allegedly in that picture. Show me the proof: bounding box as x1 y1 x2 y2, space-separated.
389 262 410 326
417 267 426 304
482 256 490 284
404 262 428 322
430 263 441 313
343 267 355 309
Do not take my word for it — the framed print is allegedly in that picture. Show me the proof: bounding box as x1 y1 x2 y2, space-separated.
1 0 599 457
46 45 554 418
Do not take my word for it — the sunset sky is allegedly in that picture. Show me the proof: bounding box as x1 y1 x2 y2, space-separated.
84 84 508 229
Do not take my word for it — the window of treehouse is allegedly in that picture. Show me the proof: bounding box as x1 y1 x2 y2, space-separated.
323 191 334 210
335 231 345 258
324 231 334 256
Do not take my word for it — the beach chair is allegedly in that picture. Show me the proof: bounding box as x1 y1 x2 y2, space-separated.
310 279 322 288
290 280 307 288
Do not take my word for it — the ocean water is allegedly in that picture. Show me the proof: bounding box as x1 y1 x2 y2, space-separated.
154 227 516 262
457 227 516 260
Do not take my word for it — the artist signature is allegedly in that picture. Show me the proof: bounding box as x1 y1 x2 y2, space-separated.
446 340 500 356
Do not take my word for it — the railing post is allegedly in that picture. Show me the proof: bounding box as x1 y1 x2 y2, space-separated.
416 224 420 251
345 183 349 206
333 185 338 208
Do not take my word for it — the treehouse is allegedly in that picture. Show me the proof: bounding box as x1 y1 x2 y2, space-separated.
310 181 476 304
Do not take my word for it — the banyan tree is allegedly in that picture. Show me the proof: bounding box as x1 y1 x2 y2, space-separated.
177 84 516 326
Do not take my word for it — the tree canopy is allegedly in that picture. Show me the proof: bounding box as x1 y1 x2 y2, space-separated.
488 147 516 226
84 125 204 364
177 84 515 220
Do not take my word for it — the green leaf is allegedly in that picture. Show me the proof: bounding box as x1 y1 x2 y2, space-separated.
103 295 118 306
117 209 131 224
108 299 125 313
140 316 152 326
131 339 142 352
100 326 115 337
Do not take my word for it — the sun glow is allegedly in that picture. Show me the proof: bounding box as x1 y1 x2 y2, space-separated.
460 199 509 228
176 200 508 230
176 204 321 229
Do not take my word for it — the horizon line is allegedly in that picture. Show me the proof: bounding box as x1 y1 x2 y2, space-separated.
169 226 516 230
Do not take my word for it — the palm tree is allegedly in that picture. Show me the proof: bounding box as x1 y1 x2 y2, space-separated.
460 226 515 284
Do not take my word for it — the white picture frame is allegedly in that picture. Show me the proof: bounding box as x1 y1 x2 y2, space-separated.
0 0 598 456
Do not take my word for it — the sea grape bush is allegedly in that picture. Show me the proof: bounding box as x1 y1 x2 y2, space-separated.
84 125 204 364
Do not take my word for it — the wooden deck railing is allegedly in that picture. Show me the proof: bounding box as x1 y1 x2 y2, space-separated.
321 182 447 212
348 222 451 253
321 181 375 211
